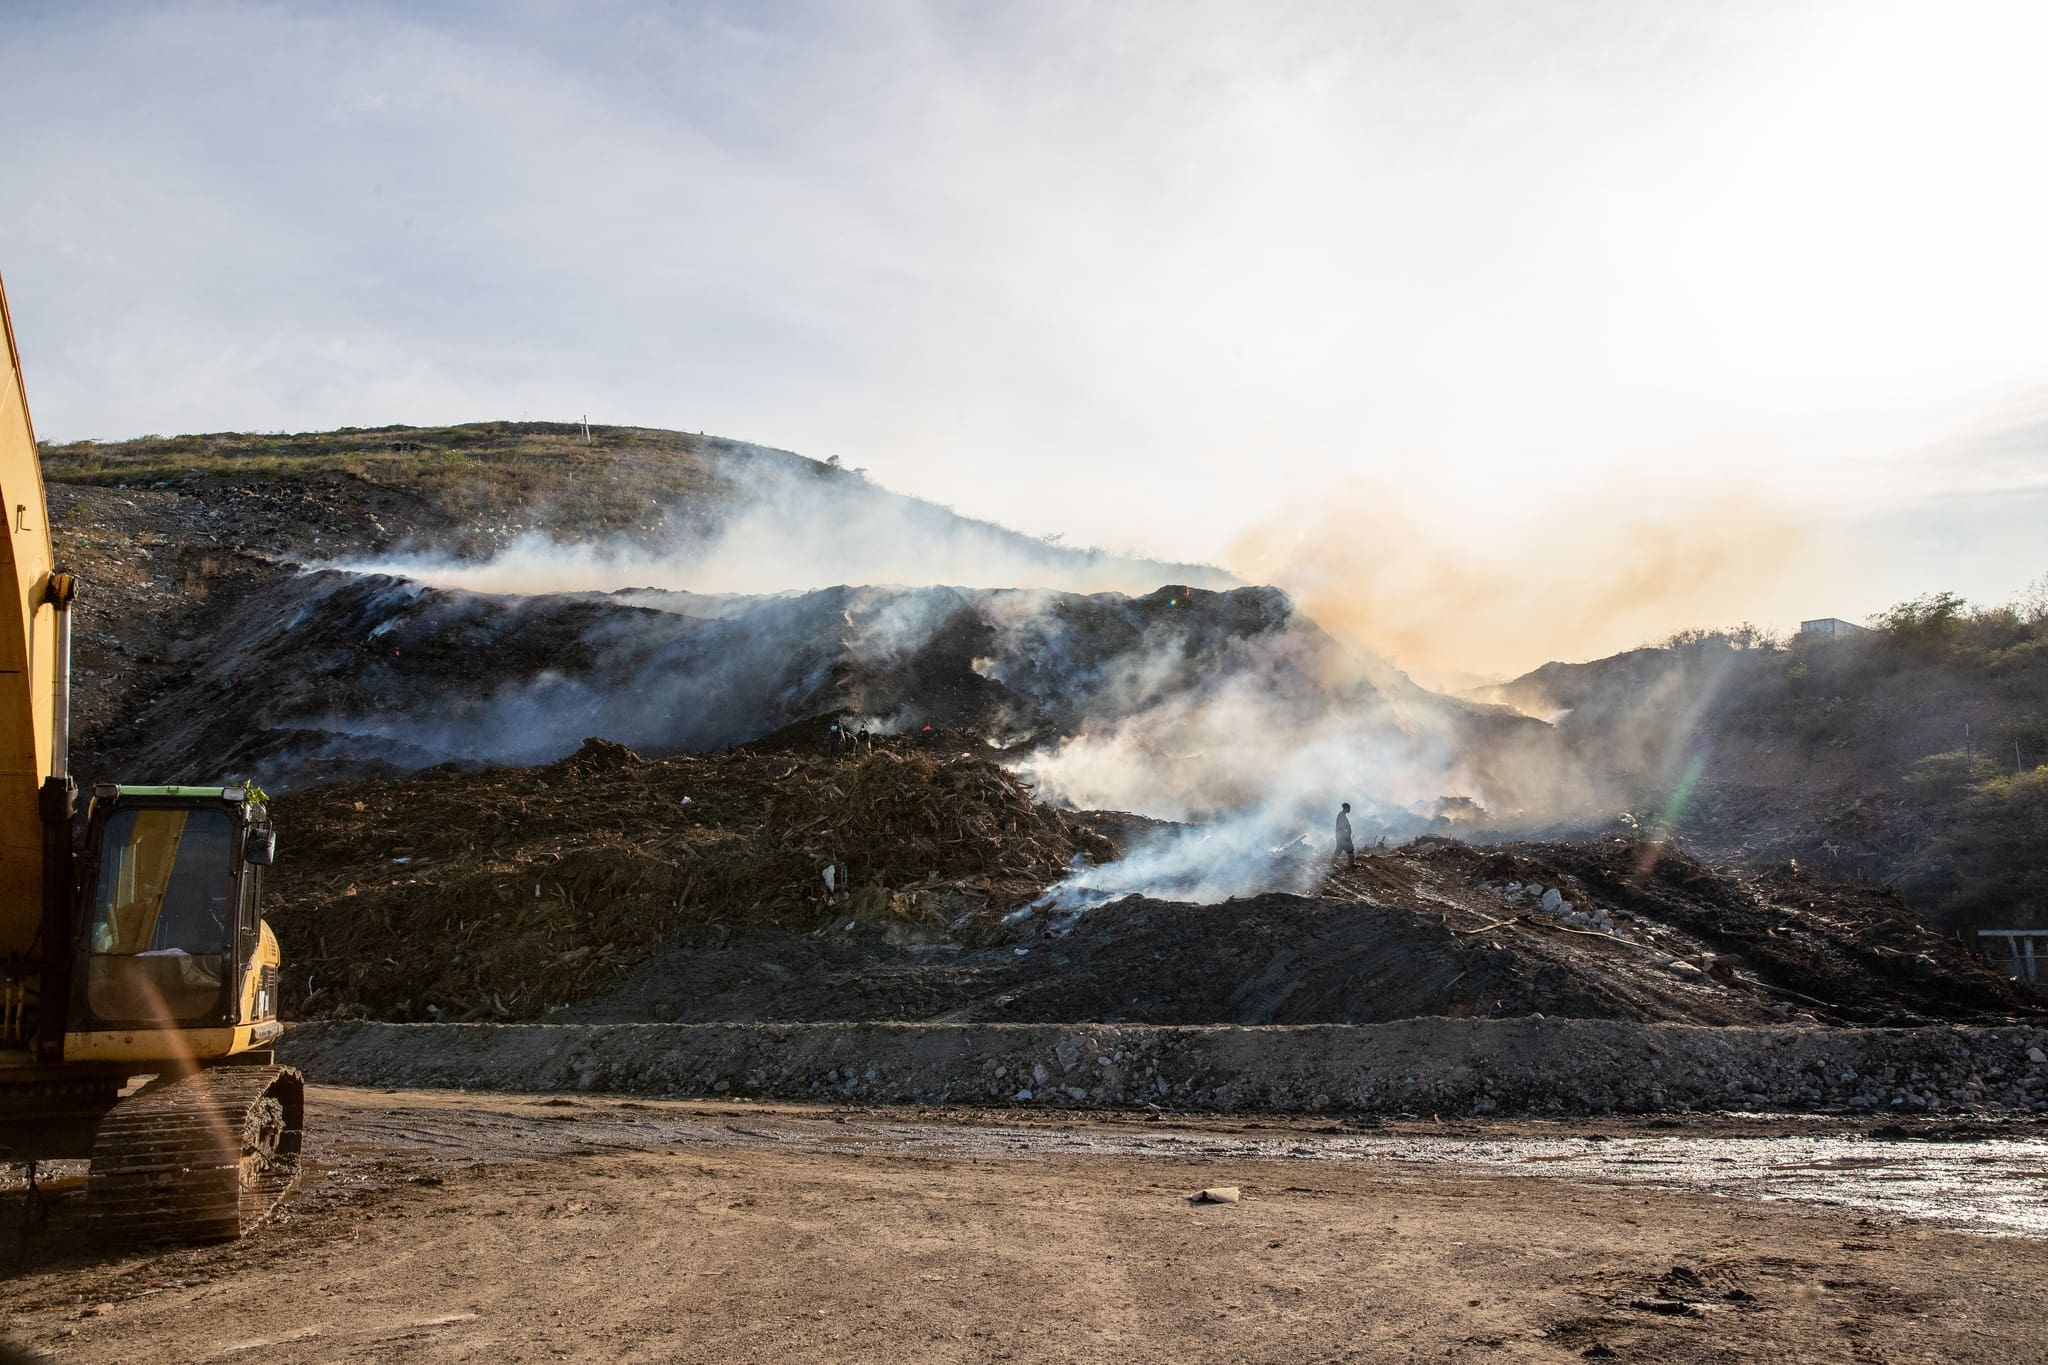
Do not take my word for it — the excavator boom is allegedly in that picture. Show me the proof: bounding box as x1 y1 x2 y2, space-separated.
0 270 60 965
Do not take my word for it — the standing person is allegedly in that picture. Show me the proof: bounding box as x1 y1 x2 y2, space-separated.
828 722 843 757
1334 802 1355 869
857 726 871 753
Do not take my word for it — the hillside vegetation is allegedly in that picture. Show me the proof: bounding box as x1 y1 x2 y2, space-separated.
1483 584 2048 934
42 420 770 556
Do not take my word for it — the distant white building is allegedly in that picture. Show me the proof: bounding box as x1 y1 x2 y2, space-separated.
1799 617 1867 638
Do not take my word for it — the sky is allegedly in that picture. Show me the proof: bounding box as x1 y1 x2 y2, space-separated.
3 0 2045 677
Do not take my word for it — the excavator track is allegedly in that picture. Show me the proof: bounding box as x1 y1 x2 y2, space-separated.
83 1064 304 1246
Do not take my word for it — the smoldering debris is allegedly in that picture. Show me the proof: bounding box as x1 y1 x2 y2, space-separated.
111 571 1582 892
273 738 1117 1022
271 735 2039 1032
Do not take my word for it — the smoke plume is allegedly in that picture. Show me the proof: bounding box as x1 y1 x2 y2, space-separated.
1228 480 1824 687
276 456 1756 911
346 454 1235 598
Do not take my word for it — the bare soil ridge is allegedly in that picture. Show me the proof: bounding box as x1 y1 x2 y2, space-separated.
277 1017 2048 1116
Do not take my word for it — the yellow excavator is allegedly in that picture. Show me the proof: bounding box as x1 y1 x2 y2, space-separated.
0 270 301 1245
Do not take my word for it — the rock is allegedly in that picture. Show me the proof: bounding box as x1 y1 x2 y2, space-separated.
1193 1186 1241 1204
1055 1037 1085 1071
2029 1048 2046 1065
1539 888 1564 912
1014 1088 1033 1101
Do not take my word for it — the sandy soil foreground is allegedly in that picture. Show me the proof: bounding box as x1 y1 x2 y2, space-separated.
4 1089 2046 1363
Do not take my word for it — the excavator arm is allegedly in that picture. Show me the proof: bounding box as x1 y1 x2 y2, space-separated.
0 269 63 977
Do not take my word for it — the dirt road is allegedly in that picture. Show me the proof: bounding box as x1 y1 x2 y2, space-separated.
5 1089 2047 1363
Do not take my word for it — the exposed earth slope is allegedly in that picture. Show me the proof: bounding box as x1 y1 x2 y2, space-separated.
1477 615 2048 934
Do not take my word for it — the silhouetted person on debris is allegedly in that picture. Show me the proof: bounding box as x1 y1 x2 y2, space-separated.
1334 802 1355 869
828 723 843 756
857 727 871 753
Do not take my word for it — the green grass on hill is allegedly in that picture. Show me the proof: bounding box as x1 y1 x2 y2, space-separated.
37 420 796 539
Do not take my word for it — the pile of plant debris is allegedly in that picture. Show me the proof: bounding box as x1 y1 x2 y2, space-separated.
1398 836 2039 1026
268 737 1116 1021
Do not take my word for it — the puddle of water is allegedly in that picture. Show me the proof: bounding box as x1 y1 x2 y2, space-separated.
793 1122 2048 1238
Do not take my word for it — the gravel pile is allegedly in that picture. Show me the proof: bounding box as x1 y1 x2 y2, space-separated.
282 1018 2048 1117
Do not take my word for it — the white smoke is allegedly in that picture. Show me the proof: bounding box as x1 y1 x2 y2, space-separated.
1016 654 1473 907
341 455 1234 598
298 448 1587 907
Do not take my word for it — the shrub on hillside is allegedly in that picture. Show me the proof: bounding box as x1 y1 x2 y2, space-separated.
1934 765 2048 927
1903 749 2003 805
1874 591 1971 653
1661 622 1782 653
1870 587 2048 665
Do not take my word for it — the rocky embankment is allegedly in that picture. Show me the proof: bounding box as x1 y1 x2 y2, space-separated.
281 1018 2048 1116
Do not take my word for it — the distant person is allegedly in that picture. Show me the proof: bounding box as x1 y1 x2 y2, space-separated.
828 723 843 756
1334 802 1355 869
857 727 871 753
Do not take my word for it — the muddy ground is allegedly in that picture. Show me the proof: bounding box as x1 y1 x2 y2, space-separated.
5 1088 2048 1363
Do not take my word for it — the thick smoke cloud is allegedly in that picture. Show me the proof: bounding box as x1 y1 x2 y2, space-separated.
1012 626 1588 907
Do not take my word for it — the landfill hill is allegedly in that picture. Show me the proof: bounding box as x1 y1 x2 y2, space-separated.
39 419 1230 578
36 418 2040 982
40 421 1562 821
267 736 2036 1029
1473 608 2048 936
37 419 1230 779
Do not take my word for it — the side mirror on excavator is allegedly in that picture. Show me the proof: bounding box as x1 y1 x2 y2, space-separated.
245 827 276 866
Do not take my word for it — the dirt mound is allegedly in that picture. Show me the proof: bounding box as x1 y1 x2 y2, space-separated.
1531 840 2033 1023
272 753 2039 1031
1375 838 2037 1027
269 742 1116 1021
562 892 1623 1025
551 830 2041 1031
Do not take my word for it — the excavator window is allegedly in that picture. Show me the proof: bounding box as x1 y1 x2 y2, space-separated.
83 807 237 1025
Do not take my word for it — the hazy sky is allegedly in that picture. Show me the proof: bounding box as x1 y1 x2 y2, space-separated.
3 0 2044 672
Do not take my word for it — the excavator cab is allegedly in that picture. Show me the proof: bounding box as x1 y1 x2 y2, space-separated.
67 785 283 1054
